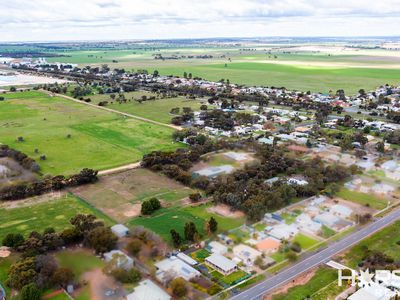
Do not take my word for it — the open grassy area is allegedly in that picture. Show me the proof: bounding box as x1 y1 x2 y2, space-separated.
126 203 245 243
336 188 388 210
72 168 195 222
292 233 320 250
0 91 181 175
90 91 205 124
0 194 114 241
56 249 104 278
273 267 338 300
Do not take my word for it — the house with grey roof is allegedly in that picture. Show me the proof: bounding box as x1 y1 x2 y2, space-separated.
205 253 237 275
126 279 171 300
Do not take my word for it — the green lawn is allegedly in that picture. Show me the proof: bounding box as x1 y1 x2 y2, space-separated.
212 269 249 286
0 194 114 241
90 91 205 124
56 249 104 278
0 91 181 175
321 225 336 238
0 256 15 297
336 188 387 210
190 249 211 263
126 204 245 243
292 233 319 250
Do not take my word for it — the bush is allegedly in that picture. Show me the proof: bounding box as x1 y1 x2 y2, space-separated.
20 283 41 300
2 233 25 248
110 268 141 284
126 239 142 256
170 277 187 297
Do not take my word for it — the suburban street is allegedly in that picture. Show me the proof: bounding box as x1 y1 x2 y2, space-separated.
230 208 400 300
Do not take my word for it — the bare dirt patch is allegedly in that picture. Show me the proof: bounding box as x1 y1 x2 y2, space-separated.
264 268 317 300
207 204 245 218
0 246 11 258
80 268 124 300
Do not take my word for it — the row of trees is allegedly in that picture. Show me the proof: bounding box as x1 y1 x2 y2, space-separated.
170 217 218 247
0 168 98 200
0 144 40 172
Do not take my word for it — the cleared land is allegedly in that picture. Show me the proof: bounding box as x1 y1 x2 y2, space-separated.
47 47 400 93
90 91 205 124
0 193 114 240
71 168 195 222
336 188 388 210
0 91 181 175
126 203 245 243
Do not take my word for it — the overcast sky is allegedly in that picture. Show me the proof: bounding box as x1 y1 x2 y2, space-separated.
1 0 400 42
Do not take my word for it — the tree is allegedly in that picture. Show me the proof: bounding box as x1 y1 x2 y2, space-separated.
170 277 187 297
170 229 182 247
208 217 218 234
2 233 24 248
70 214 103 234
20 283 41 300
376 141 385 153
7 257 37 289
286 251 298 262
184 222 198 242
149 197 161 210
110 267 141 284
126 239 142 257
85 227 117 253
189 193 201 202
52 267 74 288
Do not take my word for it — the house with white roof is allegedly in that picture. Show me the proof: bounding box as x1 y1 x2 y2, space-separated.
269 223 299 240
126 279 171 300
330 204 353 218
207 241 228 255
155 256 200 283
104 250 134 270
111 224 129 238
232 244 262 266
205 253 237 275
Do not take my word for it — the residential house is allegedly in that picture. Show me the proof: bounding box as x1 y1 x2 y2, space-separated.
207 241 228 255
126 279 171 300
205 253 238 275
255 237 281 253
233 244 262 266
155 256 200 283
104 250 134 270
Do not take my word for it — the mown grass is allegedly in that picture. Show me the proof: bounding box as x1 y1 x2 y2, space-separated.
0 91 180 175
0 194 114 241
292 233 319 250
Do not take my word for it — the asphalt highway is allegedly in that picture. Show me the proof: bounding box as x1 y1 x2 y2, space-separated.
231 208 400 300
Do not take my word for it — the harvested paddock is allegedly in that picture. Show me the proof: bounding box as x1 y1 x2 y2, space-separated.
71 168 195 222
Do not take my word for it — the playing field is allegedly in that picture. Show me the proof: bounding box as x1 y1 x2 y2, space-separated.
126 203 245 243
71 168 196 222
90 91 205 124
0 193 114 241
0 91 182 175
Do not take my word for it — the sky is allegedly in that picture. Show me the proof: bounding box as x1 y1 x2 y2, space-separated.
1 0 400 42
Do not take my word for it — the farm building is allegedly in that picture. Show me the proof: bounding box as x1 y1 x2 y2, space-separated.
155 256 200 283
111 224 129 238
205 253 238 275
126 279 171 300
193 165 235 178
104 250 134 270
233 244 262 266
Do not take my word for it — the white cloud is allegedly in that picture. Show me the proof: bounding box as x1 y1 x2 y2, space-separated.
1 0 400 41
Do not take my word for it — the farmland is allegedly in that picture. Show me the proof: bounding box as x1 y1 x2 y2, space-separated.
46 47 400 93
0 91 181 175
0 193 114 241
89 90 205 124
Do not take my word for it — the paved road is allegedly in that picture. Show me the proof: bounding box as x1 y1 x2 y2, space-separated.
231 208 400 300
41 90 183 131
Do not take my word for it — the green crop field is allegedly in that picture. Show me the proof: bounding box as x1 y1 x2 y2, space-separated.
0 91 182 175
90 91 205 124
0 194 114 241
126 203 245 243
43 47 400 93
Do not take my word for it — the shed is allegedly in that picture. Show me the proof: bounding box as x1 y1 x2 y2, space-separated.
111 224 129 238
